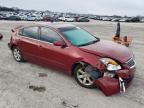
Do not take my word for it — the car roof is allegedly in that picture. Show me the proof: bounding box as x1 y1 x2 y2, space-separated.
48 23 75 29
16 23 76 30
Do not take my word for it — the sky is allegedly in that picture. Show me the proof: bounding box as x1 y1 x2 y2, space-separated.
0 0 144 16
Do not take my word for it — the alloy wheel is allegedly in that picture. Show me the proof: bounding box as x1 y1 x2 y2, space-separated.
76 68 94 86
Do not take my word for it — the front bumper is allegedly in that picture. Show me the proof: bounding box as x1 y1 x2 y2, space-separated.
94 68 135 96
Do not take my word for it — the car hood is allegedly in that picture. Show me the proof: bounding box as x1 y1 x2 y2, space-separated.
79 40 133 63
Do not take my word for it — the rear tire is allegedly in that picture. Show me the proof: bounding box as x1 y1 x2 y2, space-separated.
12 46 24 62
74 65 95 88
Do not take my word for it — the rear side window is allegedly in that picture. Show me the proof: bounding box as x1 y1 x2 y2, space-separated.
40 27 62 43
21 27 39 39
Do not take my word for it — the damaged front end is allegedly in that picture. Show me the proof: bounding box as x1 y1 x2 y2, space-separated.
94 75 126 96
85 58 136 96
94 69 135 96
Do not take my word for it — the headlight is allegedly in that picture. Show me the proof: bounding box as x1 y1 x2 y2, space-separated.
100 58 121 71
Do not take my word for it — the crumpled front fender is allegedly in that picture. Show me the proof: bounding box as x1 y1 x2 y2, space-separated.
95 77 120 96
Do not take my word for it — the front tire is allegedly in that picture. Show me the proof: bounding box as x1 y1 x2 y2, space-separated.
74 65 95 88
12 46 24 62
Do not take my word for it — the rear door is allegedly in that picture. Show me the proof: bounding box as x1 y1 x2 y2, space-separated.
17 26 40 62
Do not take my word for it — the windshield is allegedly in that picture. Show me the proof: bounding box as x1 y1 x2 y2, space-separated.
60 27 99 46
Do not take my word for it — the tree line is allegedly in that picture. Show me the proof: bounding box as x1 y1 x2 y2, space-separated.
0 6 19 11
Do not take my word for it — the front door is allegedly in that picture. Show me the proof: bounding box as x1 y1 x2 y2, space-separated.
38 27 69 71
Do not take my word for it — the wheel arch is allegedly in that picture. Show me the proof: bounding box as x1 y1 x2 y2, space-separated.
71 58 106 76
71 61 90 76
10 44 17 50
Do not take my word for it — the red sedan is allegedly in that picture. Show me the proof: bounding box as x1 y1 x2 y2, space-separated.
8 24 136 96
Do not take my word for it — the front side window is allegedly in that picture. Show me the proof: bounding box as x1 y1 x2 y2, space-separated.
22 27 38 39
40 27 62 43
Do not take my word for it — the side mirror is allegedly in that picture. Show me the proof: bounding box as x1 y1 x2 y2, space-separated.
53 41 66 48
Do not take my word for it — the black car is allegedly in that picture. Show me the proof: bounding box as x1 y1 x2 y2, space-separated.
8 16 21 21
127 17 140 22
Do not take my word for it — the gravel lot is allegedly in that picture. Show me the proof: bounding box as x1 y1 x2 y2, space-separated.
0 20 144 108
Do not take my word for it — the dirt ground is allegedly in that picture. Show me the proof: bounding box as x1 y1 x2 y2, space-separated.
0 20 144 108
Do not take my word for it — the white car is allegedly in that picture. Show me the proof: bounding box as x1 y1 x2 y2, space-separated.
140 18 144 22
27 16 37 21
58 17 75 22
119 18 129 22
19 15 27 20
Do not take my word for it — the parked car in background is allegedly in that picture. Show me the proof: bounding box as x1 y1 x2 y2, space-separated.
119 18 129 22
76 17 90 22
102 17 111 21
127 17 140 22
111 18 120 22
8 24 136 96
19 15 27 20
0 15 4 20
140 18 144 22
27 15 42 21
27 16 37 21
58 17 75 22
0 15 7 20
42 16 56 22
7 16 21 21
91 16 101 20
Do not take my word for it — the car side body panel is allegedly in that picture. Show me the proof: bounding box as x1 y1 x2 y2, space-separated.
17 36 41 63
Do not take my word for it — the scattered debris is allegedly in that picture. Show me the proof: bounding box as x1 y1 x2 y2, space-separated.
29 85 46 92
62 100 78 108
38 73 48 77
